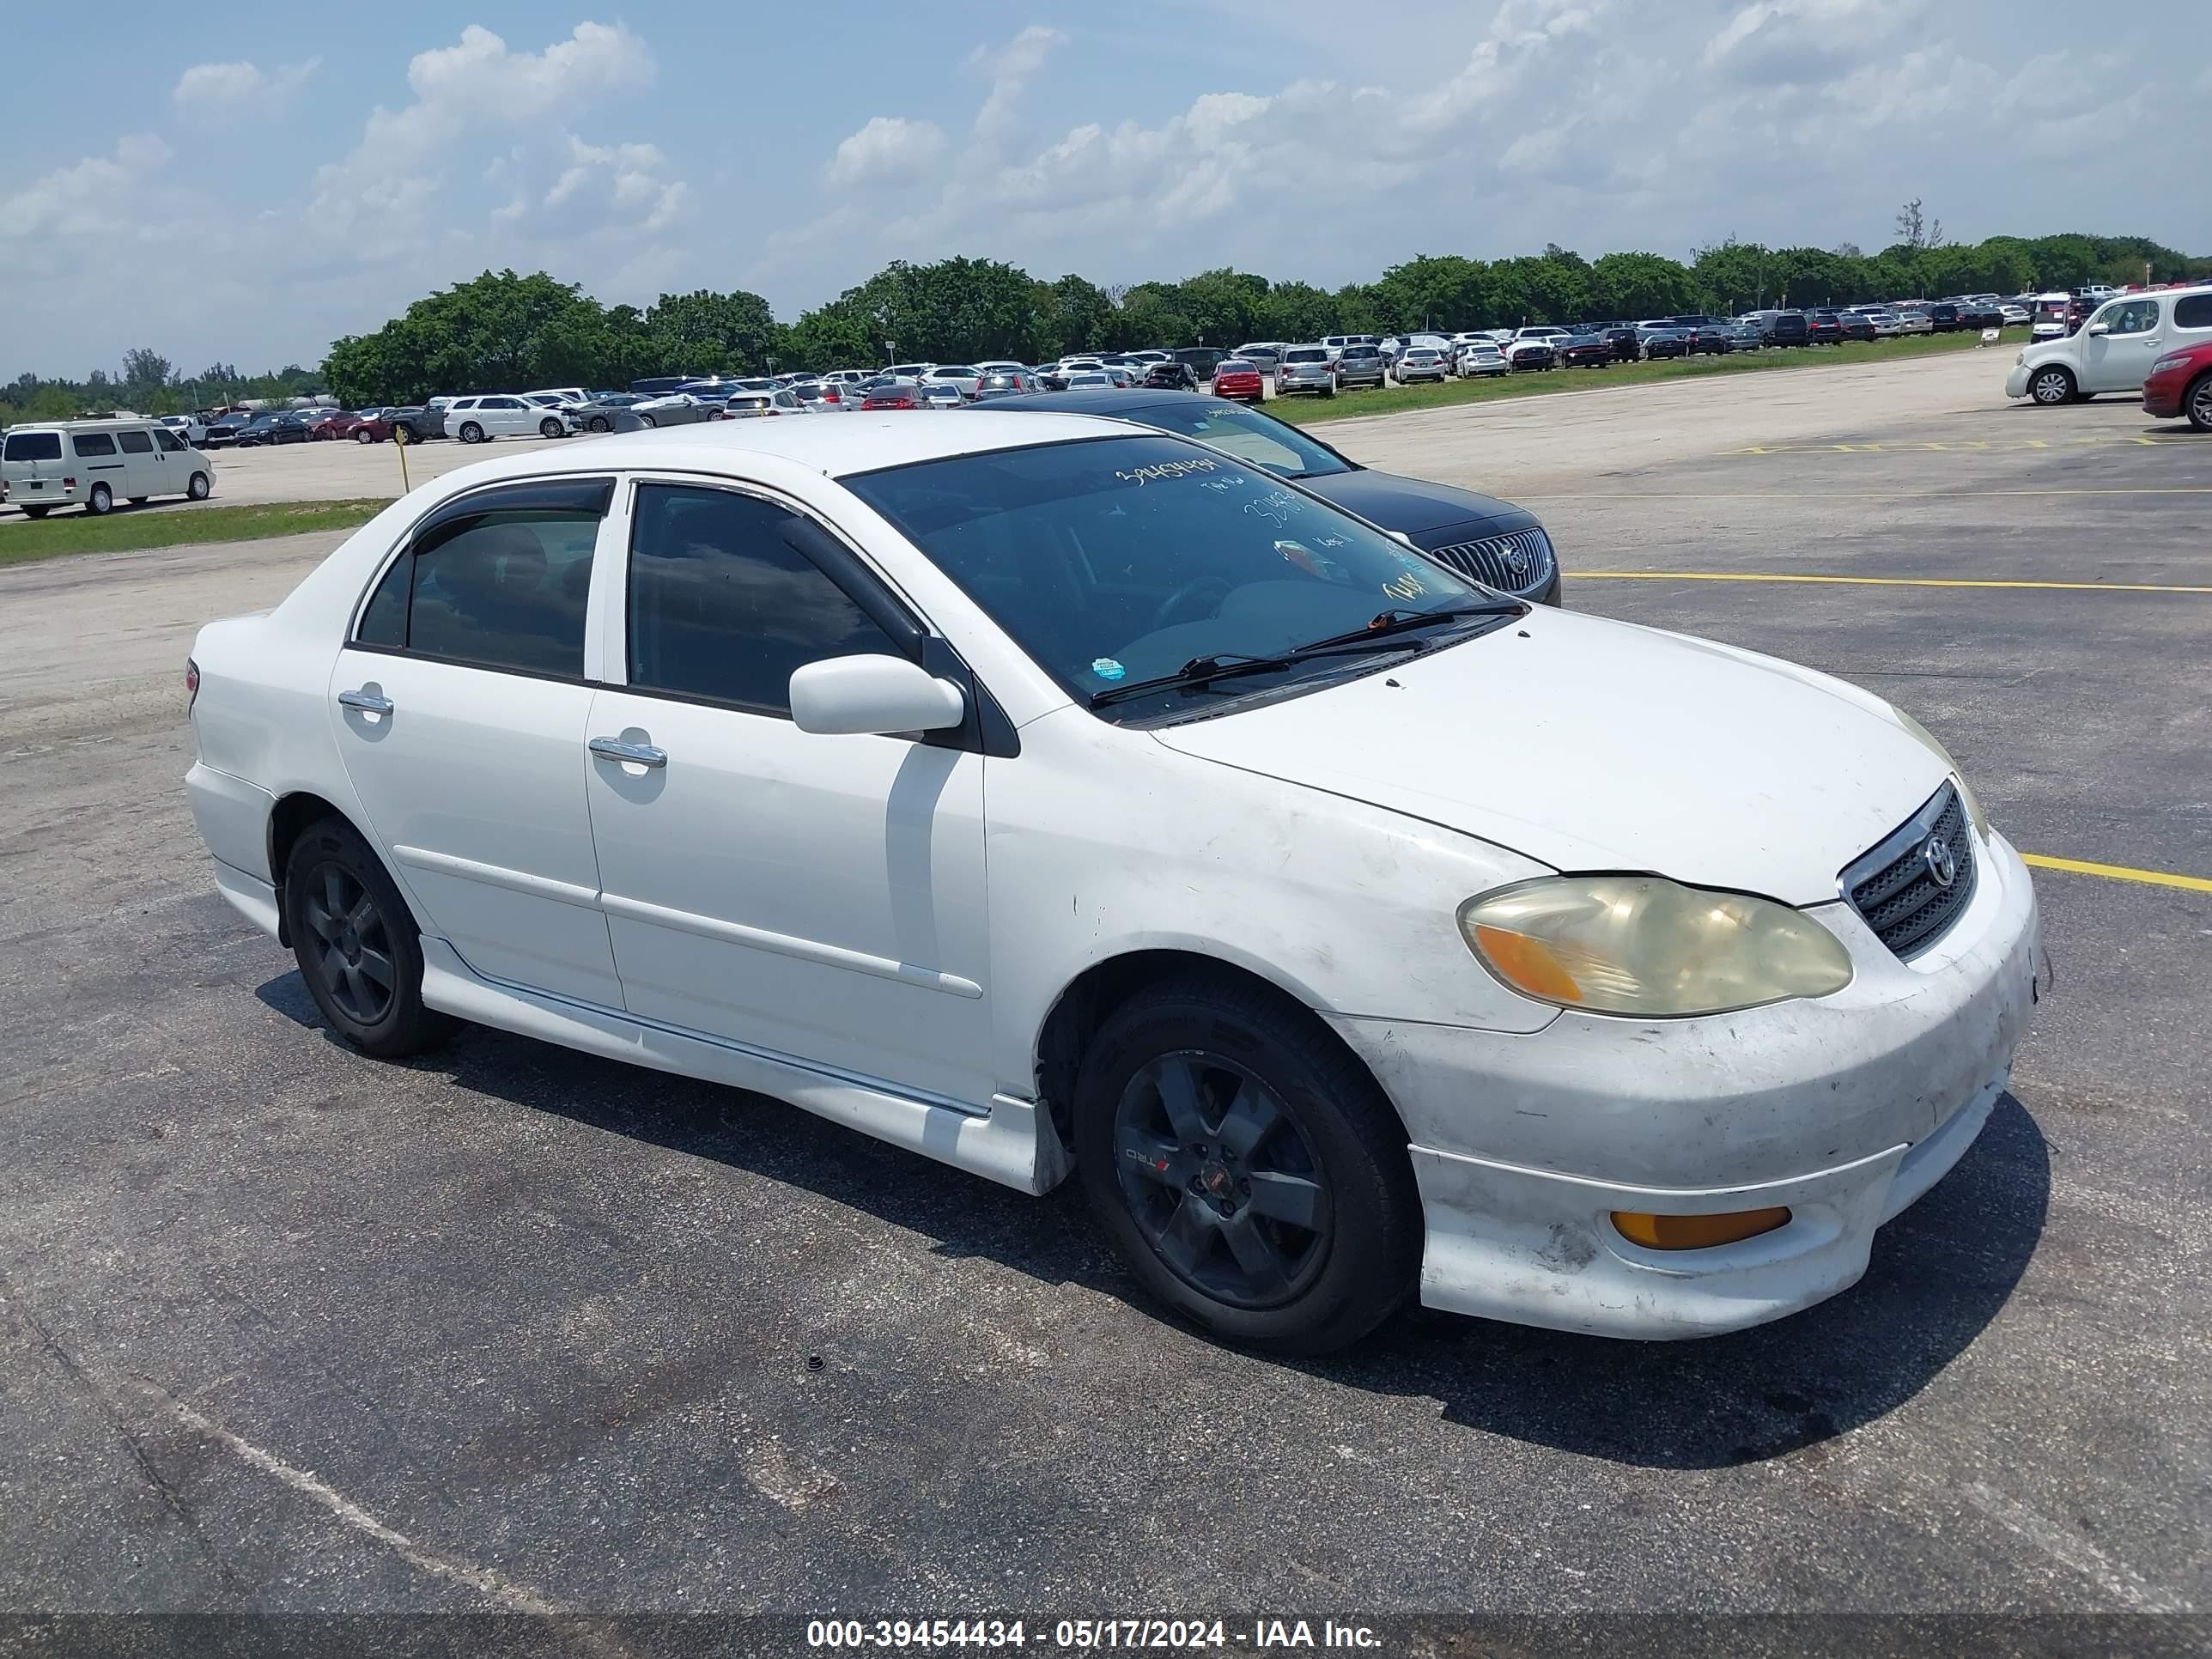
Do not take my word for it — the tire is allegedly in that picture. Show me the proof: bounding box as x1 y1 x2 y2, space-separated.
2185 372 2212 434
539 416 563 439
2029 366 2077 406
187 471 211 501
636 413 657 428
85 483 112 516
459 422 486 444
282 815 457 1060
355 427 376 444
21 506 50 520
1073 970 1421 1355
588 416 611 433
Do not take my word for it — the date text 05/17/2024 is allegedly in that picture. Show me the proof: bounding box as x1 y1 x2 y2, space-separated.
805 1619 1384 1650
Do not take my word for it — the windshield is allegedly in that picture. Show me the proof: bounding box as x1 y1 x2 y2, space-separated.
844 434 1494 723
1110 397 1352 480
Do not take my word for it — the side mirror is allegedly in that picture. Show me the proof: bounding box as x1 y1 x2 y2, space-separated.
2087 322 2109 337
790 654 965 737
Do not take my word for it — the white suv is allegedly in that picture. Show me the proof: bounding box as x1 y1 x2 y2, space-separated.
445 395 578 443
2006 285 2212 406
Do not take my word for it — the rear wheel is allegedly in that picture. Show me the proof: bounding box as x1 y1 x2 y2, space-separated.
459 422 485 444
1073 972 1420 1355
636 413 657 428
355 427 376 444
2029 365 2077 406
21 506 50 519
2186 372 2212 434
85 483 112 515
283 816 456 1059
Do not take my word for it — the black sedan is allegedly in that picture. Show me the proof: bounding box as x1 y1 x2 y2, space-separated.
974 388 1561 605
1687 325 1735 356
1557 332 1618 368
1638 327 1689 359
230 413 313 447
1837 312 1878 343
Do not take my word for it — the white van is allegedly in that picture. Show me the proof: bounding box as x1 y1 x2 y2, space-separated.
2006 284 2212 406
3 419 214 518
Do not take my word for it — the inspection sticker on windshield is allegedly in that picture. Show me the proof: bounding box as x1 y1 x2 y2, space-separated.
1091 658 1127 682
1115 458 1219 486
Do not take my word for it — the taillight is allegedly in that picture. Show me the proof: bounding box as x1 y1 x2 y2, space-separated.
64 477 77 490
185 658 200 710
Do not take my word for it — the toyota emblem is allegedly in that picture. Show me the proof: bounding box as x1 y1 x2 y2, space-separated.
1921 835 1958 890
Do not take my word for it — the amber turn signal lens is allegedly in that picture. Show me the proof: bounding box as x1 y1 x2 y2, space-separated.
1611 1208 1790 1250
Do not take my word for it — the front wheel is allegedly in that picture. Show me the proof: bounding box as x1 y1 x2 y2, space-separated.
187 471 211 500
1073 972 1420 1355
283 816 456 1059
588 415 611 433
539 416 564 439
2029 366 2077 406
2185 372 2212 434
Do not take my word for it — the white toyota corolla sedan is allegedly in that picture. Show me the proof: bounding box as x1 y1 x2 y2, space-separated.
185 413 2040 1354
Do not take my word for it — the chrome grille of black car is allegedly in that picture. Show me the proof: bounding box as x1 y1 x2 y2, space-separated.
1839 781 1977 959
1423 528 1553 593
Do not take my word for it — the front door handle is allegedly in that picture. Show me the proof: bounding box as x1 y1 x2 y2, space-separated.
337 688 393 716
588 735 667 769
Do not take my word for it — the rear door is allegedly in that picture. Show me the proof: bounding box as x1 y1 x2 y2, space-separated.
331 475 624 1006
3 428 62 505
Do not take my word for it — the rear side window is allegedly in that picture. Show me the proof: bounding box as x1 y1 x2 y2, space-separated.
625 483 901 715
118 430 154 454
72 433 118 457
4 432 62 462
355 479 611 676
2173 294 2212 330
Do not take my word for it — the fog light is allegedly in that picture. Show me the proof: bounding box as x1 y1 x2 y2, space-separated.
1611 1208 1790 1249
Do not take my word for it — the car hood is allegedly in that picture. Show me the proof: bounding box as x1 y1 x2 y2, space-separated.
1150 605 1948 906
1298 469 1534 540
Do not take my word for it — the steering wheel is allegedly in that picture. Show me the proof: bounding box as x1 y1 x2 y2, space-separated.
1149 576 1232 632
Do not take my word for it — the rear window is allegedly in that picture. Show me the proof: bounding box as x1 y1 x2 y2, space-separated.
2175 294 2212 330
72 433 118 457
1283 349 1327 363
1340 345 1380 359
4 432 63 462
1218 361 1255 374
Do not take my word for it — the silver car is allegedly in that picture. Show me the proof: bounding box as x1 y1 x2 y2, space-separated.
1394 347 1449 385
1334 344 1388 388
1274 345 1339 398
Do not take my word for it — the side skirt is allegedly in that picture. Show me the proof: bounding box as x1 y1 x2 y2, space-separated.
416 938 1068 1194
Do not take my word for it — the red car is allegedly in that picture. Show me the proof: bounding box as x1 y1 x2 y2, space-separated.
861 381 922 410
1211 359 1263 403
309 410 396 443
2142 338 2212 433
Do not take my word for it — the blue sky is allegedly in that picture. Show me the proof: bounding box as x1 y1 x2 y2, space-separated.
2 0 2203 377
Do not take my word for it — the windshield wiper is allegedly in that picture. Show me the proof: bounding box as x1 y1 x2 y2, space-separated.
1289 601 1525 655
1088 639 1418 708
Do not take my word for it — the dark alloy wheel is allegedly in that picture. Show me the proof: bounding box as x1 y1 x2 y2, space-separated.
588 415 612 432
1074 972 1420 1354
283 817 456 1058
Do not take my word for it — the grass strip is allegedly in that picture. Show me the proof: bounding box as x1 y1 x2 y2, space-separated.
0 498 388 566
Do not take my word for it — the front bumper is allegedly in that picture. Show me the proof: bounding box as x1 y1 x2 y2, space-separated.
1328 828 2041 1339
2141 376 2186 418
2004 363 2033 398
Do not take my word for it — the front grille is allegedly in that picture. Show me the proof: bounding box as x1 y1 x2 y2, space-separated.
1424 527 1554 594
1839 781 1978 958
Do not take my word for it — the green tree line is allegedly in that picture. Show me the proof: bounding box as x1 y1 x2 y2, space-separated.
9 225 2204 420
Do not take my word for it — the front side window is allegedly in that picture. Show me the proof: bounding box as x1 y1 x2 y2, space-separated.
118 430 154 453
356 483 609 675
845 434 1499 721
626 483 901 715
72 433 117 457
154 429 186 453
2101 301 2158 336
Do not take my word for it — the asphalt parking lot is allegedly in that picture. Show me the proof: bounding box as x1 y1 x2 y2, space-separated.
1 363 2206 1637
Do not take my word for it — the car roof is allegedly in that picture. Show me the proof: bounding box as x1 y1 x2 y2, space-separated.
415 409 1137 487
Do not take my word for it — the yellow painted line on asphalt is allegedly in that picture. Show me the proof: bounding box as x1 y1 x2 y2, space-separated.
2021 854 2212 895
1564 571 2212 593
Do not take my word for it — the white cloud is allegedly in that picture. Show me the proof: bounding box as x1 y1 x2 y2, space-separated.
309 21 657 250
827 117 951 188
0 135 173 242
172 58 320 120
970 24 1066 139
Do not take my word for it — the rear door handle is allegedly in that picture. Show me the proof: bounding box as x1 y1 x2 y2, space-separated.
337 688 393 716
588 736 666 769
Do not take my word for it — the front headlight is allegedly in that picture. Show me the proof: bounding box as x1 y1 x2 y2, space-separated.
1891 705 1989 839
1457 876 1854 1018
2151 354 2190 374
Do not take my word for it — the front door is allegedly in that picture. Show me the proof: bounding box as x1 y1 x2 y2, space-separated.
331 476 623 1006
2082 297 2165 392
115 427 162 498
583 480 995 1108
